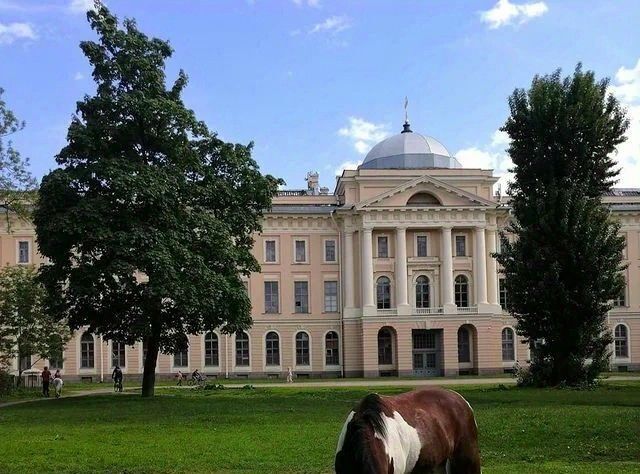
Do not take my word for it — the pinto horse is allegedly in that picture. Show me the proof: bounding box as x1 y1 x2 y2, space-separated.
335 388 480 474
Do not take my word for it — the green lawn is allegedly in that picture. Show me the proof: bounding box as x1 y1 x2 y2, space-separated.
0 382 639 473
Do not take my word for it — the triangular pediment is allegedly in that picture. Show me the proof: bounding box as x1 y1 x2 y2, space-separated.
355 174 495 210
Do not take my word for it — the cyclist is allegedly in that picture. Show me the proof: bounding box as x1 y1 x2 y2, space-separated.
112 365 123 392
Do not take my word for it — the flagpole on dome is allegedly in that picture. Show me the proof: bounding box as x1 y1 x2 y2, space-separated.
402 96 412 133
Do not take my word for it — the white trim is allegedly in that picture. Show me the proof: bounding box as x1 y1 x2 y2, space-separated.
263 278 281 314
323 238 338 264
323 279 340 313
108 340 128 373
453 272 473 307
453 233 467 257
613 322 631 361
500 326 517 363
376 234 390 258
293 330 312 370
16 239 31 265
171 336 190 372
263 237 279 264
456 324 475 369
263 329 282 371
412 273 434 310
77 331 97 375
375 273 394 309
293 279 311 314
292 237 309 264
322 329 341 370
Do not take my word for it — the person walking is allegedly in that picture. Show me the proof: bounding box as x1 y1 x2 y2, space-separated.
286 367 293 383
176 370 183 386
41 366 51 397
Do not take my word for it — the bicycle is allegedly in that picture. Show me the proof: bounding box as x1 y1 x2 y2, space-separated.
113 379 123 392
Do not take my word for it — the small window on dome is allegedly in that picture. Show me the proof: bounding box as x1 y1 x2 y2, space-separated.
406 192 441 206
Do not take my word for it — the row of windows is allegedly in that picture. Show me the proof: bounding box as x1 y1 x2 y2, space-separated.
376 234 468 258
375 275 472 309
264 239 337 264
264 280 339 314
77 331 341 369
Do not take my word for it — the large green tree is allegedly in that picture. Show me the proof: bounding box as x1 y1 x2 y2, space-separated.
0 88 38 227
34 6 281 396
0 265 70 382
496 65 629 386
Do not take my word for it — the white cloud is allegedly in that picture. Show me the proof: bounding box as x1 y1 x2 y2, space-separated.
334 160 362 177
610 59 640 188
0 22 36 45
338 117 391 155
292 0 320 7
456 131 514 192
73 72 85 81
480 0 548 29
309 16 351 35
69 0 97 14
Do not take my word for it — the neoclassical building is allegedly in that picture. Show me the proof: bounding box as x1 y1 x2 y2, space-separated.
5 121 640 380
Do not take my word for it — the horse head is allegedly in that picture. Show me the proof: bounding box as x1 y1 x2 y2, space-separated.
334 394 394 474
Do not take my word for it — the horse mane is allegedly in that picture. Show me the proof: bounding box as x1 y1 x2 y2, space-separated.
338 393 388 473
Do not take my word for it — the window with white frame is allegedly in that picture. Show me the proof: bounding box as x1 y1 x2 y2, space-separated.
111 342 126 368
264 281 279 313
324 281 338 312
173 336 189 368
455 235 466 257
455 275 469 308
613 281 627 307
264 239 277 263
18 241 29 264
295 332 310 365
415 276 430 308
325 332 339 366
204 332 219 366
377 236 389 258
324 240 337 262
235 331 250 366
378 328 393 365
501 328 515 361
80 332 94 369
499 278 508 310
376 276 391 309
294 281 309 313
416 235 428 257
614 325 629 358
265 331 280 366
294 239 307 263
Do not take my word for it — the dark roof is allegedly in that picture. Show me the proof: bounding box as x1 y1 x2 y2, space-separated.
603 188 640 197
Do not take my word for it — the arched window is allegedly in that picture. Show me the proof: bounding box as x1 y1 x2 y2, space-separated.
406 192 441 206
614 325 629 358
376 276 391 309
80 332 95 369
296 332 310 365
415 276 430 308
204 332 219 366
455 275 469 308
378 328 393 365
458 327 471 363
236 331 250 367
111 341 126 368
173 336 189 368
502 328 515 362
325 331 339 366
265 331 280 366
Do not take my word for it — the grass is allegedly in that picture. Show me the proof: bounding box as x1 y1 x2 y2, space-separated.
0 381 639 473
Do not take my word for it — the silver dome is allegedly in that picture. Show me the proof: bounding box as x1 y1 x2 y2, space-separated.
360 124 462 170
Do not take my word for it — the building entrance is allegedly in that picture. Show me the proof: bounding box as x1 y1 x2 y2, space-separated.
412 329 443 377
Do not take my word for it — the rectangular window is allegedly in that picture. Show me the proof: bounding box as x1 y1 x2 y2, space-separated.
499 278 508 310
377 236 389 258
18 241 29 264
324 281 338 312
294 240 307 263
324 240 337 262
455 235 466 257
416 235 428 257
265 240 277 263
264 281 279 313
294 281 309 313
111 342 126 368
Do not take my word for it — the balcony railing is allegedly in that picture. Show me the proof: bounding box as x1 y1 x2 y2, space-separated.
414 306 444 315
457 305 478 314
376 308 398 316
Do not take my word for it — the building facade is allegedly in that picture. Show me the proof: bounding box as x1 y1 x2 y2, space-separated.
5 122 640 381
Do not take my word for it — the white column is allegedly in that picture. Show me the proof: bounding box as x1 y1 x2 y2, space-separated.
441 226 455 312
486 227 499 306
474 226 488 306
395 226 410 314
361 227 375 312
344 230 355 309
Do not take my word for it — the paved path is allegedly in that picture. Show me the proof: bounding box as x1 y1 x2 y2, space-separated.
1 375 637 409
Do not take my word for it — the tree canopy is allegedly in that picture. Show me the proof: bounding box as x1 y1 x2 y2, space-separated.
496 65 628 386
34 5 281 396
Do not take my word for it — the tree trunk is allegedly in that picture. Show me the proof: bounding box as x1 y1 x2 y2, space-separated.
141 334 159 397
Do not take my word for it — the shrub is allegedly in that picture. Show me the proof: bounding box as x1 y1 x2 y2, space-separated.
0 369 15 397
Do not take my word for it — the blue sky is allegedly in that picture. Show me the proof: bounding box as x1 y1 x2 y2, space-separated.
1 0 639 190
